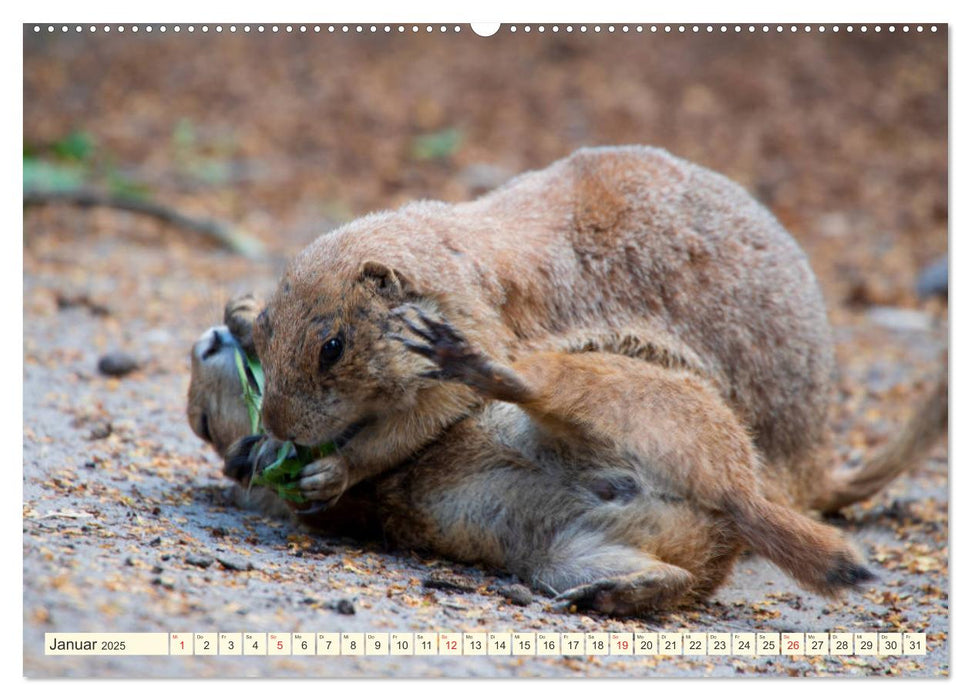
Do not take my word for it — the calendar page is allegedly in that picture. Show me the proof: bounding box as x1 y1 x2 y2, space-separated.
21 11 949 680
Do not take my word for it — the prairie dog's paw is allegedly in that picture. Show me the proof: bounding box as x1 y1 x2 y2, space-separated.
293 456 349 511
224 436 349 515
390 304 480 379
224 434 286 484
224 294 262 352
554 565 694 616
825 553 876 589
391 304 532 403
729 499 877 598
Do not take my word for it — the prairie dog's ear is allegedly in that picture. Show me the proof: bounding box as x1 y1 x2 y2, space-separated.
358 260 412 298
223 294 262 355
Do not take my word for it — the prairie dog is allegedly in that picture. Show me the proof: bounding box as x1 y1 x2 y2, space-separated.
189 147 946 613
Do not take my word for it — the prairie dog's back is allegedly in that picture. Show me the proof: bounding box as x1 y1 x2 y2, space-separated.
465 146 835 468
295 146 834 474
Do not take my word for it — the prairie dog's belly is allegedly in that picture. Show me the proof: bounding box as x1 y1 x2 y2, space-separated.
377 400 738 587
382 402 699 541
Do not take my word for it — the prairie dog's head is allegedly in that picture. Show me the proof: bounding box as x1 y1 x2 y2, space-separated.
254 254 434 448
187 326 254 457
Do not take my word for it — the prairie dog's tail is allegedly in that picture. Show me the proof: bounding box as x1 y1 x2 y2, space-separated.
815 364 947 514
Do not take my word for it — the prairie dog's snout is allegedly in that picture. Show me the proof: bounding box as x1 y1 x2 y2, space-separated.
193 326 240 363
187 324 252 455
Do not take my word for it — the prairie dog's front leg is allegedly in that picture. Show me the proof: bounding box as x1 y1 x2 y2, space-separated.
391 305 534 403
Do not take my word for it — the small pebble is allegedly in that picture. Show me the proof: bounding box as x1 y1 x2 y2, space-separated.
55 291 110 316
422 576 476 594
497 583 533 606
86 420 112 441
305 544 335 556
326 598 356 615
916 255 948 299
97 351 139 377
185 553 214 569
216 555 255 571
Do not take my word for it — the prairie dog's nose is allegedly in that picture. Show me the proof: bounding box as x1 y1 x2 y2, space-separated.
193 326 238 361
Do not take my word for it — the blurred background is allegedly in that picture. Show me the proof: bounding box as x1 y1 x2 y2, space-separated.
24 27 946 309
23 26 949 677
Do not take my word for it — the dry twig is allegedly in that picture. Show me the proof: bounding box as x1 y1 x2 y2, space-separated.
23 188 265 258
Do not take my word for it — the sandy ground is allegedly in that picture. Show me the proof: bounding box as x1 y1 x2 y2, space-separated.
23 26 948 678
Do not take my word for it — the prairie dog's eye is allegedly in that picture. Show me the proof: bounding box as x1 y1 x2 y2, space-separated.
319 335 344 369
198 413 212 443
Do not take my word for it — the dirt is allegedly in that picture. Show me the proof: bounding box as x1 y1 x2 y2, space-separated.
22 25 947 677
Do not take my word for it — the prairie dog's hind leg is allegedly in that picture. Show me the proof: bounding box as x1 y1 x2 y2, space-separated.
554 565 694 616
380 438 696 615
501 351 876 598
392 318 875 599
538 530 694 615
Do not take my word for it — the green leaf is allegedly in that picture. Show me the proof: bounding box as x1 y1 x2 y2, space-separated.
249 440 337 504
23 158 87 192
234 349 263 434
246 354 265 395
251 442 308 503
411 128 463 161
52 131 95 162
